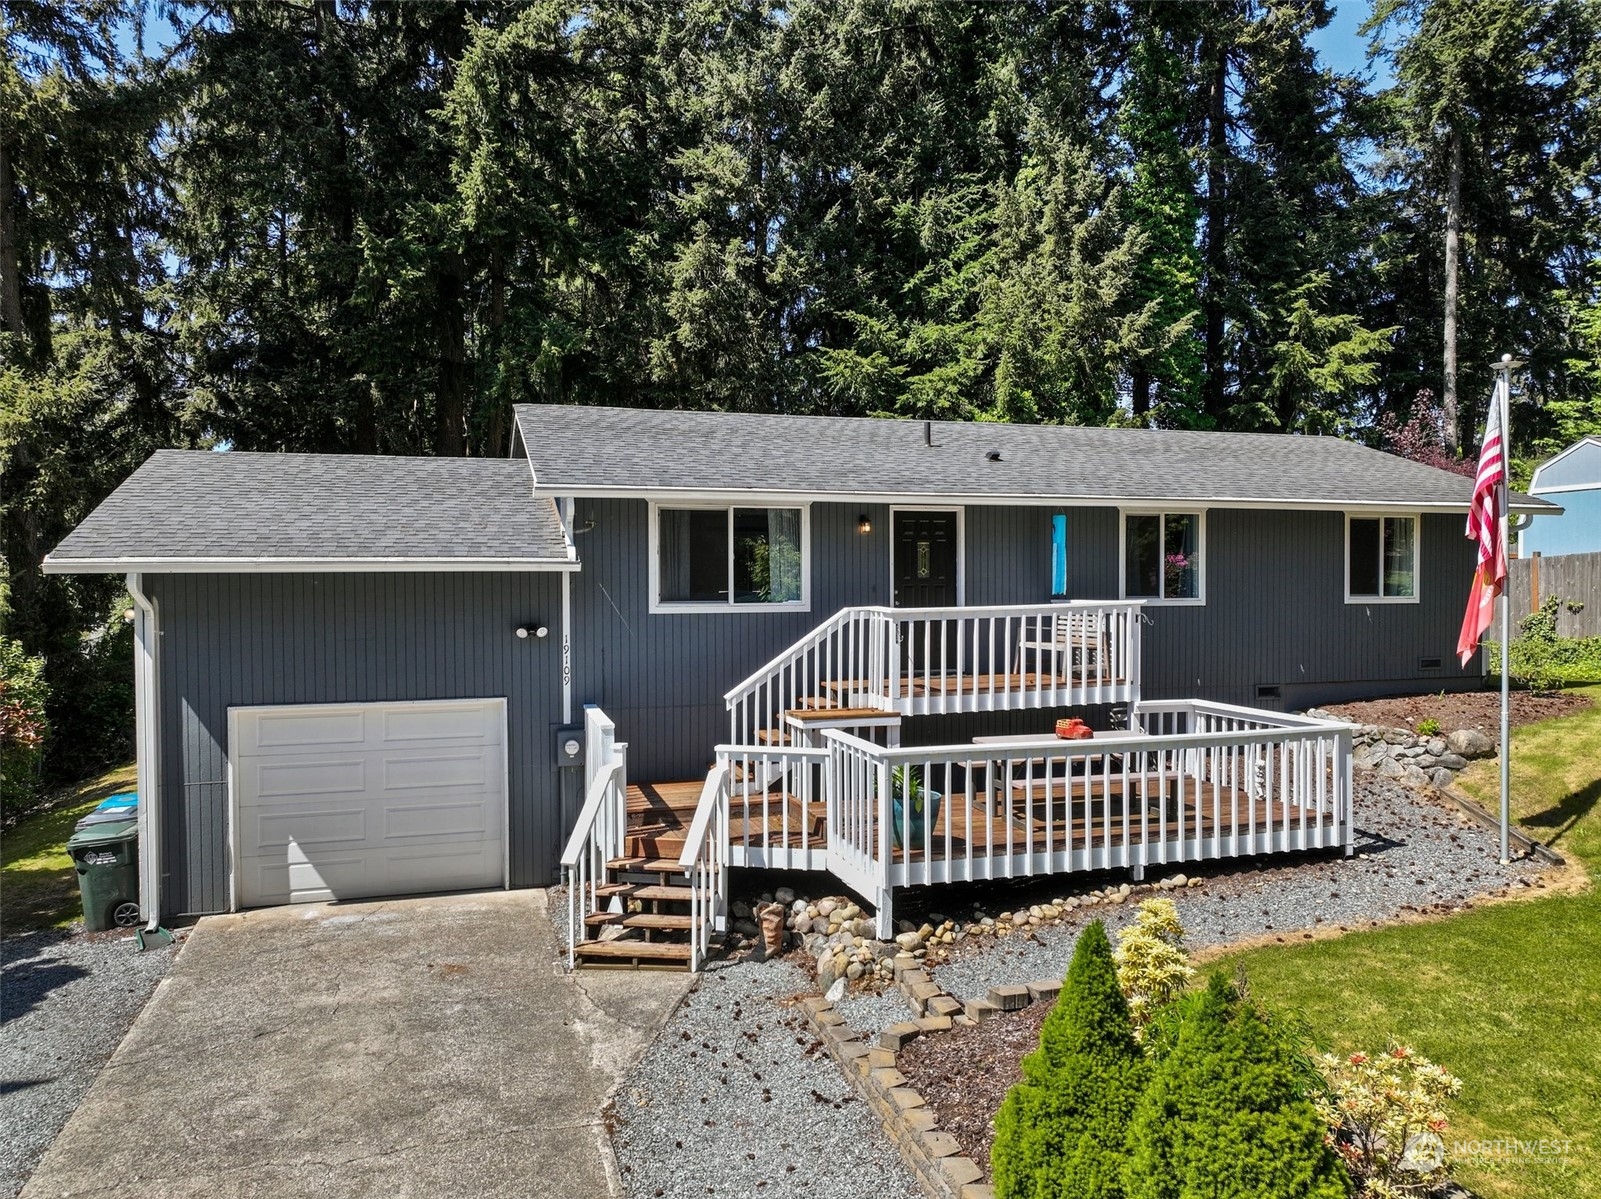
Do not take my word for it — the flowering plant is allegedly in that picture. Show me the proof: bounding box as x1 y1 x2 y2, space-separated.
1163 551 1193 598
1314 1043 1462 1197
1113 897 1194 1033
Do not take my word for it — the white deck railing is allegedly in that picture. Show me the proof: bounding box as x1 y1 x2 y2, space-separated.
726 602 1144 745
559 706 629 970
684 700 1352 946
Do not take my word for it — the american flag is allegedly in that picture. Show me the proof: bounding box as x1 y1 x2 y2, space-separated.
1456 382 1507 666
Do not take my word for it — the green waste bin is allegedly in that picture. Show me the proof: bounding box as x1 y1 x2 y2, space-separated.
66 818 141 932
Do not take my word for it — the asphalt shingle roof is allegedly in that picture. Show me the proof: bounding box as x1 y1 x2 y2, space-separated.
45 450 571 571
515 404 1553 511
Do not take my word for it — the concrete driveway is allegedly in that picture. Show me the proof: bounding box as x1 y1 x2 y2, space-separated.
20 890 691 1199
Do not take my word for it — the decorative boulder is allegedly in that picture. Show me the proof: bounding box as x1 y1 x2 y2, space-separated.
1446 728 1495 758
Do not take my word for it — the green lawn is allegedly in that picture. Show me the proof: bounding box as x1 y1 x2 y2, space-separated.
2 763 138 933
1215 686 1601 1199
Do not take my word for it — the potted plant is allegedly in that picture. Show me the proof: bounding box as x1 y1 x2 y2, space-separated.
890 765 943 849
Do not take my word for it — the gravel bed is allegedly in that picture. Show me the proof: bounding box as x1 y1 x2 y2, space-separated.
925 776 1544 1004
611 957 923 1199
831 986 910 1035
1 928 178 1197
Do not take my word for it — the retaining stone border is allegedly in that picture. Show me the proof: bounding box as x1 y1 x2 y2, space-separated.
1304 709 1496 791
802 957 1072 1199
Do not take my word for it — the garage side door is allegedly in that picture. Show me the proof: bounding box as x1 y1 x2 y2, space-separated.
231 699 506 907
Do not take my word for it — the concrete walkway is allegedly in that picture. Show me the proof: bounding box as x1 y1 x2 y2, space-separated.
20 890 690 1199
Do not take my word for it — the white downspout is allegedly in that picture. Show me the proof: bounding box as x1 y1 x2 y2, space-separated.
125 572 161 931
560 498 575 726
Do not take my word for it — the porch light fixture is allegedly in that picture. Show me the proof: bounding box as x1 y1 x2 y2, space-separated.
515 625 549 640
858 514 872 534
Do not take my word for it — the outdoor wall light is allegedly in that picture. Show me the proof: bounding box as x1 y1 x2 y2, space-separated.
858 514 872 534
515 625 550 640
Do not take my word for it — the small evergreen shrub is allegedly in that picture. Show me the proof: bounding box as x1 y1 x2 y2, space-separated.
1113 898 1194 1034
1315 1045 1461 1197
1124 973 1350 1199
992 921 1148 1199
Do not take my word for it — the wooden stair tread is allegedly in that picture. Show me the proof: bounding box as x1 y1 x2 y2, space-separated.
574 939 693 962
584 911 693 931
755 729 792 745
783 706 896 722
627 781 703 815
594 882 693 901
606 856 686 873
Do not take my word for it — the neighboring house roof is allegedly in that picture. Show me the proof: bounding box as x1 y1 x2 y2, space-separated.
513 404 1557 513
44 450 576 573
1528 435 1601 494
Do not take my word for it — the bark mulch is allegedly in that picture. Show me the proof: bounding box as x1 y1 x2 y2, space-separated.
894 1003 1049 1181
1322 689 1589 738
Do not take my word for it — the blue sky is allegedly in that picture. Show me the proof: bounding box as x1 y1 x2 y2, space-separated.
1311 0 1394 87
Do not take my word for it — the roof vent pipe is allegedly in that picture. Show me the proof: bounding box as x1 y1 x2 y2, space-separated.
924 420 940 448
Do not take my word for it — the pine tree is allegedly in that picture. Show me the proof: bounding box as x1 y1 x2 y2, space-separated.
991 921 1147 1199
1124 974 1349 1199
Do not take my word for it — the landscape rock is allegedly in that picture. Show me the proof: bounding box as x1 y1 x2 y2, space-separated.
1447 728 1495 758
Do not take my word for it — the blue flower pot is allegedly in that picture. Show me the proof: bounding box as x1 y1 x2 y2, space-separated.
891 790 943 849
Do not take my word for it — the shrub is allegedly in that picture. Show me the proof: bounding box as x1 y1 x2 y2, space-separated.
1414 717 1441 737
1 636 51 820
992 921 1148 1199
1114 898 1194 1034
1124 973 1350 1199
1314 1045 1461 1198
1489 595 1601 689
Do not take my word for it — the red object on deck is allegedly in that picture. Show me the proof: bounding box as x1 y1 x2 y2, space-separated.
1055 717 1092 740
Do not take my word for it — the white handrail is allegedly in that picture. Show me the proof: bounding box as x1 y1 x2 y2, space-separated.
818 703 1352 937
560 760 622 868
677 762 730 871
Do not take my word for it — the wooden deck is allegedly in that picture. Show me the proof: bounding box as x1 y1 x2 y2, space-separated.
635 779 1335 863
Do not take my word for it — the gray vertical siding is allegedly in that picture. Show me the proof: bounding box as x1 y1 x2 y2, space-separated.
1130 510 1478 707
568 500 891 780
147 503 1481 914
570 501 1478 782
148 572 565 916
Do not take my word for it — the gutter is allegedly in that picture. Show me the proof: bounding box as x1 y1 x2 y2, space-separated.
526 485 1562 517
125 573 162 933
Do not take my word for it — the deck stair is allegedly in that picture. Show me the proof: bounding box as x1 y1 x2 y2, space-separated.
570 784 704 969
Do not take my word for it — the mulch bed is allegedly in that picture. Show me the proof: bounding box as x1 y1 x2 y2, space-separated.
1322 690 1590 738
895 1003 1049 1180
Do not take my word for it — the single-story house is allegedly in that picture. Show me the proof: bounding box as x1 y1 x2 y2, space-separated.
46 406 1560 951
1519 435 1601 557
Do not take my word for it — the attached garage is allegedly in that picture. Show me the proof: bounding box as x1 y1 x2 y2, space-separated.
43 451 579 920
230 699 508 907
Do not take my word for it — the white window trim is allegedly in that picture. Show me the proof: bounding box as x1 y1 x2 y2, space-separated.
648 501 812 614
888 506 966 608
1344 511 1422 605
1118 508 1207 606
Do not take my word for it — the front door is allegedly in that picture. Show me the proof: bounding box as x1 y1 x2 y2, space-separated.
892 510 959 608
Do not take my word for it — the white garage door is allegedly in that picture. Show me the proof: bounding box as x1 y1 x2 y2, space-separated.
231 699 507 908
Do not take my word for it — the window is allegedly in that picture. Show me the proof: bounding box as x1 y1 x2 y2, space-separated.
1122 511 1203 603
654 505 807 611
1347 515 1417 602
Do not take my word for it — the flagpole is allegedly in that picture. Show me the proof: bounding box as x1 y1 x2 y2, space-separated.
1493 354 1515 865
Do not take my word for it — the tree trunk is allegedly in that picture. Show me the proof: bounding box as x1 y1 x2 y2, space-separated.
0 135 26 341
1131 370 1152 420
1202 37 1228 425
1441 124 1463 456
434 253 469 457
481 247 508 457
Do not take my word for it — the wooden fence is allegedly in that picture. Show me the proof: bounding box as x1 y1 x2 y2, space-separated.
1508 551 1601 637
